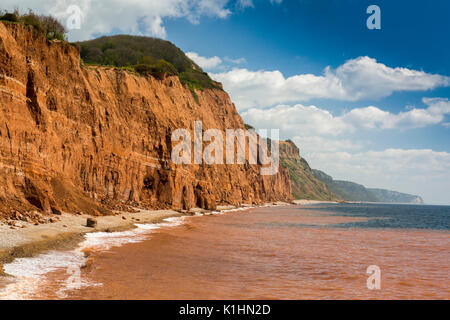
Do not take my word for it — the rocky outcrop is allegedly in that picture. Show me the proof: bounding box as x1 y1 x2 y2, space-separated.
0 22 292 220
279 140 336 201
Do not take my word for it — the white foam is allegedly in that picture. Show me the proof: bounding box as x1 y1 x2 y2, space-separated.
0 215 185 300
0 250 87 300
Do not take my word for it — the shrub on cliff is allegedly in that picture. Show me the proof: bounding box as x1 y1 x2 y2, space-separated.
133 60 178 77
0 12 20 23
0 9 66 41
179 69 222 90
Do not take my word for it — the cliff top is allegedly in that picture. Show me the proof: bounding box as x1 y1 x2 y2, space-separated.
76 35 222 92
0 8 223 95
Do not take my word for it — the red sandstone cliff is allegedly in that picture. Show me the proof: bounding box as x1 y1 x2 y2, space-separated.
0 23 292 220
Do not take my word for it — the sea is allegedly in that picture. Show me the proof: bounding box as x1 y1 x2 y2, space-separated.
0 203 449 300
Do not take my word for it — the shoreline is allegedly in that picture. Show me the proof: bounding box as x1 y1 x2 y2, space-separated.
0 201 293 273
292 199 338 205
0 209 182 271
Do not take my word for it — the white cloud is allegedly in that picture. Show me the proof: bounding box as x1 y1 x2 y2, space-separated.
2 0 233 41
243 104 348 136
3 0 280 41
224 57 247 64
187 52 247 70
237 0 282 8
443 123 450 128
343 98 450 129
242 98 450 137
304 148 450 204
186 52 222 69
211 56 450 110
309 149 450 175
292 136 362 154
237 0 255 8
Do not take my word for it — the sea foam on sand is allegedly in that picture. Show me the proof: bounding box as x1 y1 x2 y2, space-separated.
0 216 185 300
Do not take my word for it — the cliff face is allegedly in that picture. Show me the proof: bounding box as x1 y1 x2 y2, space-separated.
279 140 336 201
0 23 292 220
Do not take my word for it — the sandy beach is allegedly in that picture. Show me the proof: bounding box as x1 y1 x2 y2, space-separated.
292 199 338 205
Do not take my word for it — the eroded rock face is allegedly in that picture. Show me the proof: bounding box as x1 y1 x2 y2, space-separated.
0 23 292 219
279 140 336 201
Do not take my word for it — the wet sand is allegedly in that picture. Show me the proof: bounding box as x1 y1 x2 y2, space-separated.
0 209 182 269
6 204 447 300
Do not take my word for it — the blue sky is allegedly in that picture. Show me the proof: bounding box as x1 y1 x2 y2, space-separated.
5 0 450 204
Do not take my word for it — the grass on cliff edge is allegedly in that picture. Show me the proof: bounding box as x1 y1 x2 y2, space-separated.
76 35 222 100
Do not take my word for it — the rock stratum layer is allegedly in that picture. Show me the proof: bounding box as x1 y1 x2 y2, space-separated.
0 23 292 220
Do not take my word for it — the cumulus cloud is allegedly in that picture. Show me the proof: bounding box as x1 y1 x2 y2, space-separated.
1 0 233 40
343 98 450 129
186 52 222 69
3 0 281 41
187 52 247 70
304 148 450 204
309 149 450 175
291 136 362 154
243 104 348 136
242 98 450 137
224 57 247 64
211 57 450 110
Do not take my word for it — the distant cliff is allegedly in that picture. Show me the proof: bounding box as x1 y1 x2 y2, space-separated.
0 22 292 221
368 189 424 204
279 141 336 201
312 169 424 204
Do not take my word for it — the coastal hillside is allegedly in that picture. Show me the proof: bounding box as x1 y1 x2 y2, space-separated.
312 169 424 204
279 140 337 201
0 22 292 221
368 189 424 204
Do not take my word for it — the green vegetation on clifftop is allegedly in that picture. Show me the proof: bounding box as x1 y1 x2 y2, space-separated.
77 35 222 93
0 9 66 41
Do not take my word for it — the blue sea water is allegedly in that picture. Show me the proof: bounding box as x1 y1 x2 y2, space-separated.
303 203 450 231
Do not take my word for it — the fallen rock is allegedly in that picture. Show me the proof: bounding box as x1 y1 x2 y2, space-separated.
86 218 97 228
51 207 62 215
